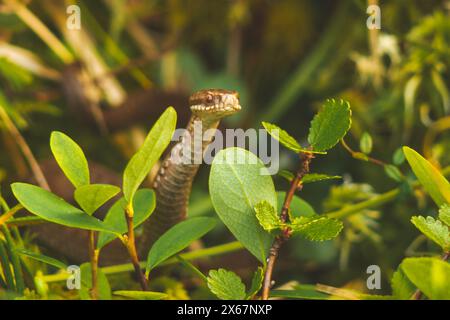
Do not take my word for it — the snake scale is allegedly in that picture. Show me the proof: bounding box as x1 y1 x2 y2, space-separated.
138 89 241 253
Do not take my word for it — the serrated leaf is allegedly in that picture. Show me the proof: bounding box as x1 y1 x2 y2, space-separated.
401 257 450 300
74 184 120 215
11 183 117 233
15 249 67 269
291 217 343 241
146 217 216 275
262 122 324 154
79 263 111 300
246 267 264 299
209 148 276 263
439 204 450 226
207 269 246 300
254 201 282 231
279 170 341 185
308 99 352 152
391 267 415 300
123 107 176 203
97 189 156 249
113 290 168 300
403 146 450 207
50 131 89 188
411 216 450 251
359 132 373 154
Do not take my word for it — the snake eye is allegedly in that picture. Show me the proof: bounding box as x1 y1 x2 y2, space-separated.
206 94 213 103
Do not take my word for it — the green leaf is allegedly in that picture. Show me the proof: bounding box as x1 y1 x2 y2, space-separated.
146 217 216 275
392 148 405 165
279 170 341 185
403 146 450 207
401 257 450 300
308 99 352 152
74 184 120 215
15 249 67 269
50 131 90 188
411 216 450 251
277 192 316 219
359 132 373 154
291 217 343 241
11 183 117 233
254 201 282 231
97 189 155 249
270 285 329 300
207 269 246 300
439 204 450 226
246 267 264 299
391 267 415 300
123 107 176 203
79 263 111 300
384 164 404 182
113 290 168 300
261 122 324 154
209 148 276 263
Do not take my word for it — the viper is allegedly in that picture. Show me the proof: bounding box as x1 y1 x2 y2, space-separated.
139 89 241 253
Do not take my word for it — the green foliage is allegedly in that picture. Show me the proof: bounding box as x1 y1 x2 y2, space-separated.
11 183 117 233
207 269 246 300
403 146 450 207
279 170 341 184
290 216 343 241
209 148 276 263
411 216 450 251
246 267 264 299
359 132 373 154
123 107 176 203
79 263 112 300
270 285 329 300
113 290 168 300
97 189 156 249
50 131 90 188
401 257 450 300
308 99 352 152
15 249 67 270
261 122 323 154
391 267 415 300
74 184 120 215
439 204 450 226
146 217 216 275
254 200 283 232
384 164 404 182
277 192 316 218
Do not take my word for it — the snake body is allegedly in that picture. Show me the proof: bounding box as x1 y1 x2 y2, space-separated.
139 89 241 252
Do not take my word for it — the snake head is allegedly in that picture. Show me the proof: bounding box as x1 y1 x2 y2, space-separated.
189 89 241 120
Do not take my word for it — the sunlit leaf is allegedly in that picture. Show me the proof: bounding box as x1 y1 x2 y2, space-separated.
74 184 120 215
207 269 246 300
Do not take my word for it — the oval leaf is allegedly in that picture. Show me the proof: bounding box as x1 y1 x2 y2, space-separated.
308 99 352 152
50 131 90 188
11 183 117 233
411 216 450 251
207 269 246 300
146 217 216 275
97 189 156 249
401 257 450 300
403 146 450 207
209 148 276 262
74 184 120 215
123 107 176 203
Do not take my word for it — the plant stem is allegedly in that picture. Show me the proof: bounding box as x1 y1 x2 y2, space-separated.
0 205 24 227
341 139 387 167
262 152 313 300
88 231 99 300
411 251 450 300
124 204 148 291
0 106 50 190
